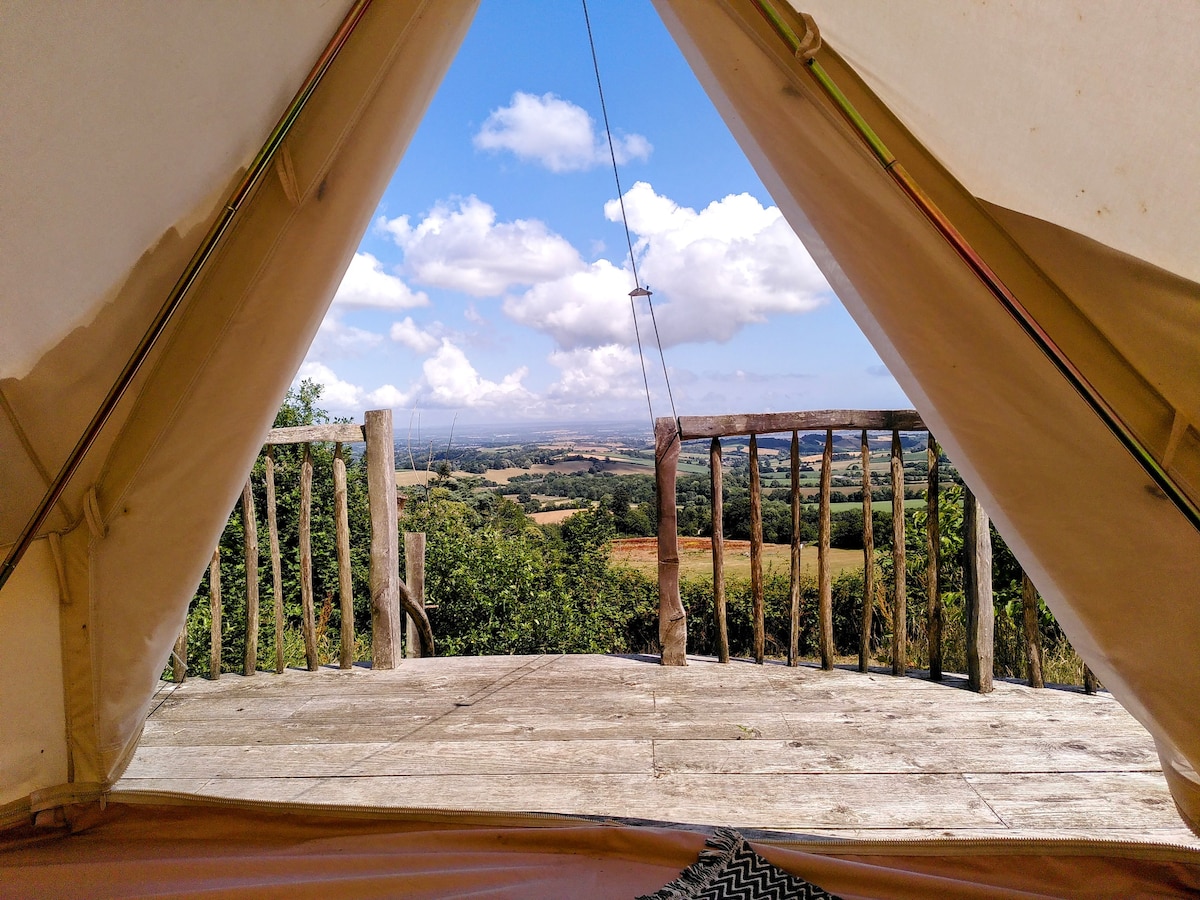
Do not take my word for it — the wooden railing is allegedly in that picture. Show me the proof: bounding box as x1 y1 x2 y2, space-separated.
654 409 1013 692
170 409 433 681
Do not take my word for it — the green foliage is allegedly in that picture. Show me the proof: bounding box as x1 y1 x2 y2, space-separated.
406 497 656 656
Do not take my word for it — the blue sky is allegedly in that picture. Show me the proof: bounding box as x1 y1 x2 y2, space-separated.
300 0 909 426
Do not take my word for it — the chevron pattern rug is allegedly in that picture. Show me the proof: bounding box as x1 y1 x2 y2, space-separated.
638 829 841 900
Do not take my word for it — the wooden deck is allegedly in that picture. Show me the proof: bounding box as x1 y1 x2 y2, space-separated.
118 654 1200 844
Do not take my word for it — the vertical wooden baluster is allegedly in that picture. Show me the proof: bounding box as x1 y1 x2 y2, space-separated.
1021 572 1044 688
749 434 765 664
172 623 188 683
404 532 426 658
366 409 401 669
242 477 259 676
859 429 874 673
926 434 942 681
818 428 833 669
890 430 906 676
264 446 284 674
299 442 317 671
964 486 994 693
1083 665 1098 695
710 437 728 664
209 548 221 680
333 442 354 668
788 430 801 667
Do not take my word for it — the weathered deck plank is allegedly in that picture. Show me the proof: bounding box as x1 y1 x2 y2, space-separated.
117 654 1200 845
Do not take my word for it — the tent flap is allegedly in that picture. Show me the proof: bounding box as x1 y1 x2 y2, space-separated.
0 0 478 808
651 0 1200 830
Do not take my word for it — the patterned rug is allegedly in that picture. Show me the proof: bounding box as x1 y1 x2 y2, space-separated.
638 829 841 900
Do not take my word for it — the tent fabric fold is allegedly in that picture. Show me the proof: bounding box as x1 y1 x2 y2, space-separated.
3 801 1200 899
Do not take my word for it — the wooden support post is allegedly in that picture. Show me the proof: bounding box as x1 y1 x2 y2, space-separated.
299 443 318 671
241 478 259 676
964 486 994 693
654 418 687 665
818 428 834 669
333 442 354 669
264 446 284 674
1083 665 1098 695
710 437 728 664
208 548 221 680
890 430 907 676
366 409 401 669
172 622 187 683
859 429 873 673
788 431 801 667
749 434 765 664
404 532 426 658
1021 572 1044 688
926 434 942 681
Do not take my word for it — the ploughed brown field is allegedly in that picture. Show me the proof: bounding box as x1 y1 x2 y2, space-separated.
611 537 863 580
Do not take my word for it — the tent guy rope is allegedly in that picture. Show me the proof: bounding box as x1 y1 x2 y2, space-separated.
582 0 679 437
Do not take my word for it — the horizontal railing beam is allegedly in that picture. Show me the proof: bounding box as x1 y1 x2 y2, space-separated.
265 423 366 445
670 409 925 439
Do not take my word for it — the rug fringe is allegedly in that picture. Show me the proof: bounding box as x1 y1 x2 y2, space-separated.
636 828 745 900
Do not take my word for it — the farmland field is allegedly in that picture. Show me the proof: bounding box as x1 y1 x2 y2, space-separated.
611 537 864 580
529 508 584 525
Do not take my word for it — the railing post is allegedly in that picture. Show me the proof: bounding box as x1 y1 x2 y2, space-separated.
241 478 259 676
264 446 285 674
655 418 687 665
334 442 354 668
926 434 942 681
859 429 874 672
710 437 728 664
890 430 907 676
964 485 993 692
366 409 401 669
818 428 834 669
749 434 765 664
209 548 221 680
1021 571 1044 688
788 430 801 667
1083 665 1098 694
404 532 426 658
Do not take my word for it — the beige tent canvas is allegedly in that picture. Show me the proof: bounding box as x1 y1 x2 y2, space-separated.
2 0 1199 895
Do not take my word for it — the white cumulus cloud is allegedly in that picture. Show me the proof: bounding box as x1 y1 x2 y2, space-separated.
505 183 828 350
502 258 634 349
294 362 414 416
608 183 828 344
473 91 651 173
548 344 645 400
306 313 384 362
422 340 534 410
333 252 429 309
380 196 583 297
390 316 441 355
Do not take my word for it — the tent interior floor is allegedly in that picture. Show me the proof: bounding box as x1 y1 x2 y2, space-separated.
118 653 1200 845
